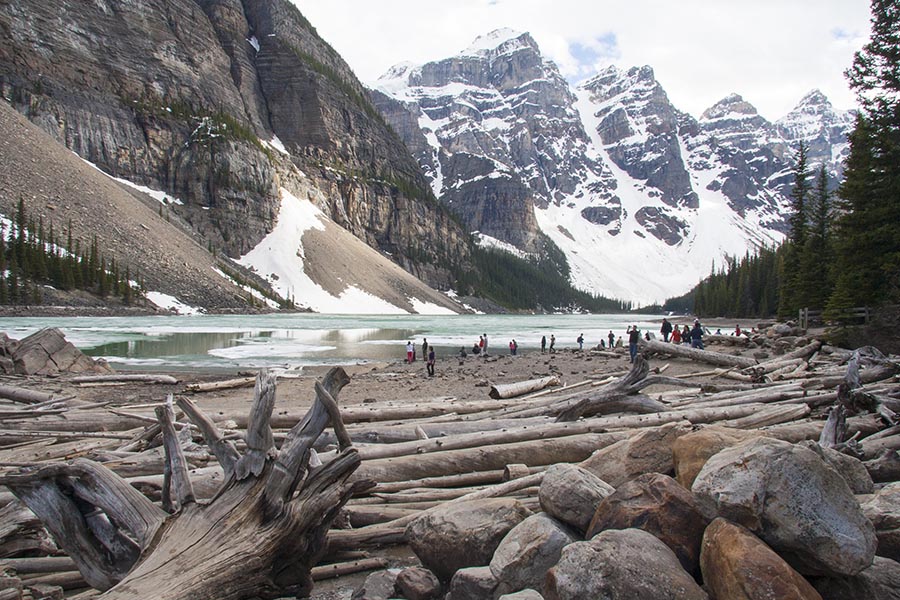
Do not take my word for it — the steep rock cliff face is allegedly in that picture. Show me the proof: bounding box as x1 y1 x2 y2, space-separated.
0 0 468 291
375 29 611 254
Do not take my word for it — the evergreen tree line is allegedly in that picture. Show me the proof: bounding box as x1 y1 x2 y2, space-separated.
0 198 143 305
458 240 630 313
668 0 899 320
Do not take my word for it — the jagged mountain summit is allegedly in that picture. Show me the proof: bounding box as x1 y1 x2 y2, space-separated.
374 30 855 305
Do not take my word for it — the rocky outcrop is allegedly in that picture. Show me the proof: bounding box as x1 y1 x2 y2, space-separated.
538 463 615 534
0 328 111 376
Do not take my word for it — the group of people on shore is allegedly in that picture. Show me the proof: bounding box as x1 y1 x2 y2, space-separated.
406 318 724 376
659 317 707 349
405 338 436 376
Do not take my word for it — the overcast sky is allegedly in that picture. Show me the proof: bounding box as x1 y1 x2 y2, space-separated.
290 0 872 121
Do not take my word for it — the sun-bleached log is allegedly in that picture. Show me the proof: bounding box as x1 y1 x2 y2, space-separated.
71 374 179 385
489 376 559 399
183 377 256 393
640 339 758 369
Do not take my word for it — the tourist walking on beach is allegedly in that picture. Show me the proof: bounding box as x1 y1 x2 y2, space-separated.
422 338 429 359
478 335 484 355
681 325 691 345
406 341 414 363
549 334 556 353
691 319 705 349
541 335 547 353
660 318 673 342
483 333 489 355
426 346 436 376
628 325 640 363
672 326 682 344
608 330 615 348
577 333 584 350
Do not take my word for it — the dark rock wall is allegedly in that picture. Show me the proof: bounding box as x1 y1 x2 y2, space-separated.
0 0 469 287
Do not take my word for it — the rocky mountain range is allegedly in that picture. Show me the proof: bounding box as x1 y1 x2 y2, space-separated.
374 29 855 305
0 3 855 311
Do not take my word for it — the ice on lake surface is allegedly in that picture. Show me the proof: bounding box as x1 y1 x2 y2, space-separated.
0 313 665 372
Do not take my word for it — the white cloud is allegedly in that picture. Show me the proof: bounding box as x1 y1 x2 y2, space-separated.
291 0 870 120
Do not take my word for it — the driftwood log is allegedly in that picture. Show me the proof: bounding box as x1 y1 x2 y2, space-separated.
640 339 758 369
0 368 369 600
489 376 559 399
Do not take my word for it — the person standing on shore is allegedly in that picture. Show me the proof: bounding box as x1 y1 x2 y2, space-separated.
406 341 414 363
478 335 484 355
541 335 547 353
483 333 489 356
608 330 615 349
660 318 673 343
549 334 556 353
577 333 584 350
691 319 705 349
681 325 691 345
672 326 681 344
422 338 429 360
427 346 436 376
628 325 640 363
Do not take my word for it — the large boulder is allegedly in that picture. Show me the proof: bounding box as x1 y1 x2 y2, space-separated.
579 422 691 487
862 482 900 562
544 528 708 600
498 591 544 600
700 518 822 600
406 498 531 581
490 513 578 597
395 567 442 600
586 473 708 575
538 463 614 534
10 328 111 375
692 436 877 576
672 425 759 488
813 556 900 600
447 566 497 600
351 570 399 600
798 440 874 494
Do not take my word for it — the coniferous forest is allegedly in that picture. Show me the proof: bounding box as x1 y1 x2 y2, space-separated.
673 0 899 324
0 198 143 306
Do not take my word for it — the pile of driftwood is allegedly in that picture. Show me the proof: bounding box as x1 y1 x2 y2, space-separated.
0 325 897 599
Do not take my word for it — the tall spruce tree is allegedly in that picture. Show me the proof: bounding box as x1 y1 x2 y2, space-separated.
828 0 900 312
799 165 833 308
779 141 812 317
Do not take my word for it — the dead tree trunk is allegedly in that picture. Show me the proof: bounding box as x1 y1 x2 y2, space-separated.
0 368 369 600
552 356 684 421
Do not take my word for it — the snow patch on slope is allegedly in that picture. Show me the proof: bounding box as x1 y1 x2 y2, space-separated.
237 188 412 314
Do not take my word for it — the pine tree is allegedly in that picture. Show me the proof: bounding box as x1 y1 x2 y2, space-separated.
779 142 812 317
799 165 833 309
828 0 900 312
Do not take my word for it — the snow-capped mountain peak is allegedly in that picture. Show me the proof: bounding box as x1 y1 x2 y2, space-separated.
701 93 760 121
373 32 854 306
460 28 533 57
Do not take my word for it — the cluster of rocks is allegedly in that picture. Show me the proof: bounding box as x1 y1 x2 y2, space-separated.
351 422 900 599
0 328 110 376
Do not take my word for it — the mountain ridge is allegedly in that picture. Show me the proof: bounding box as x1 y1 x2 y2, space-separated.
373 29 855 305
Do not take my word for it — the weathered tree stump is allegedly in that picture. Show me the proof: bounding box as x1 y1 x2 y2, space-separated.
0 367 370 600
